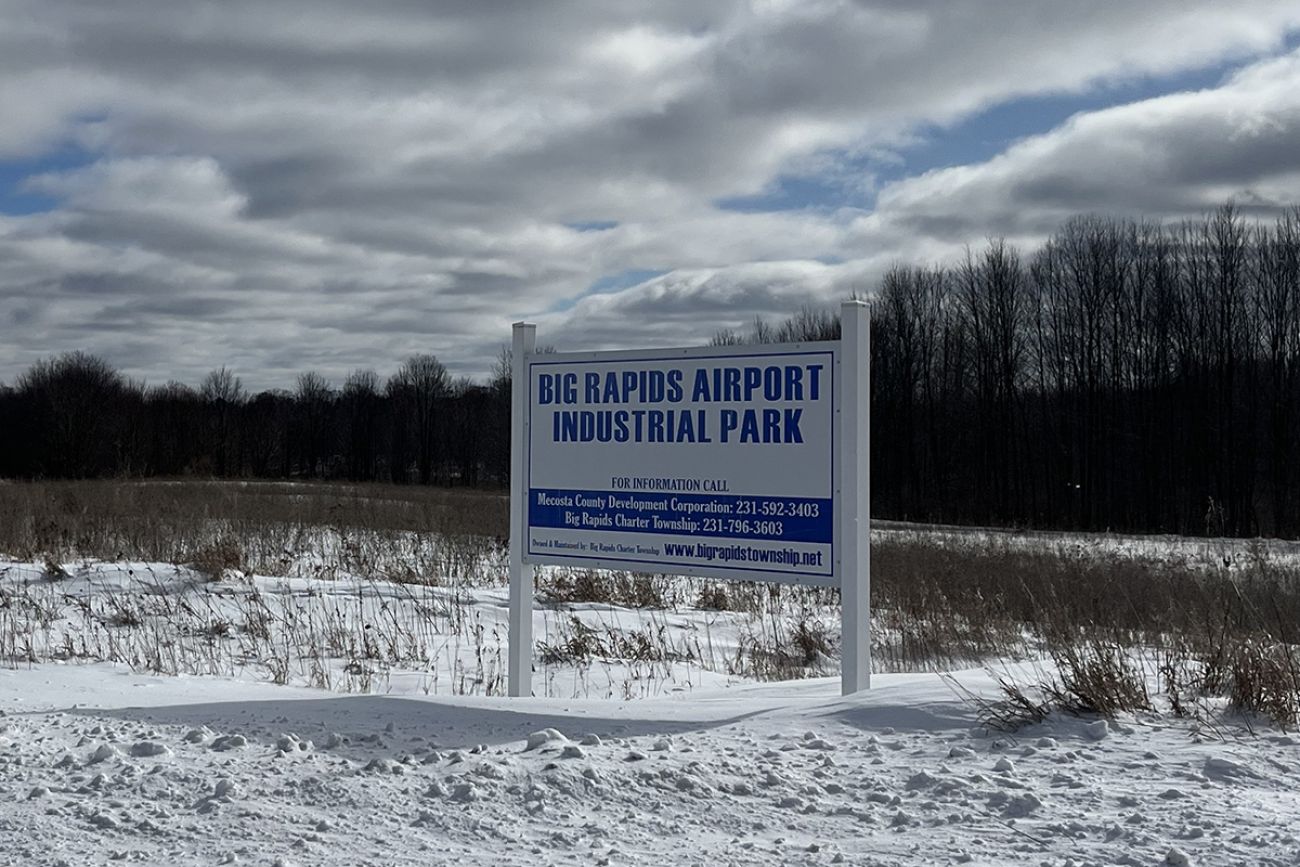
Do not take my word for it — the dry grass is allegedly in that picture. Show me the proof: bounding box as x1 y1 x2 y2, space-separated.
0 479 1298 717
539 569 680 609
0 564 506 695
912 541 1300 729
0 478 507 584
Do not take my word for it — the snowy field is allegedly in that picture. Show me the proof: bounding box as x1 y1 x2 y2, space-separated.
2 504 1300 865
872 519 1300 574
3 663 1299 867
0 559 806 699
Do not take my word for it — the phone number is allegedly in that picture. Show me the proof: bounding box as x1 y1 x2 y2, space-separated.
700 518 785 537
733 499 821 518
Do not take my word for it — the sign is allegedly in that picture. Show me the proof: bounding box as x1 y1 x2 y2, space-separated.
524 345 837 584
507 301 871 698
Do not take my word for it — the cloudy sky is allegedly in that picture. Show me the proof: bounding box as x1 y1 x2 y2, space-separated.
3 1 1300 390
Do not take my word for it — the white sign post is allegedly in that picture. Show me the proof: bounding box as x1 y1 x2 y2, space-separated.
839 300 871 693
507 321 536 697
507 300 870 698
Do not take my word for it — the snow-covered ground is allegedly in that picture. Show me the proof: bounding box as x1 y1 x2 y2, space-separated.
3 533 1299 866
873 520 1300 574
3 663 1298 867
0 560 800 699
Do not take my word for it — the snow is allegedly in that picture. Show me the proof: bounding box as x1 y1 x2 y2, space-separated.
0 559 765 698
3 544 1300 865
873 519 1300 576
2 663 1300 866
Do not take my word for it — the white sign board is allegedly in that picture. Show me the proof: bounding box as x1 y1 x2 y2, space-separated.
524 344 838 585
507 301 871 698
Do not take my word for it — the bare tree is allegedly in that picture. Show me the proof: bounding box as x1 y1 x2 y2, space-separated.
16 352 130 478
957 240 1029 522
200 367 245 476
388 354 450 485
294 372 335 477
341 369 383 481
1255 209 1300 534
144 381 202 476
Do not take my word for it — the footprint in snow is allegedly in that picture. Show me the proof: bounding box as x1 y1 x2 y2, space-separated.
1082 720 1109 741
362 758 403 775
449 782 479 802
524 729 566 751
275 734 313 754
905 770 939 790
1002 792 1042 817
1203 756 1261 780
86 744 120 765
89 813 118 831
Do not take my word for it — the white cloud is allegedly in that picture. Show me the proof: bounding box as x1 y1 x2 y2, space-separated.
0 1 1299 387
868 48 1300 240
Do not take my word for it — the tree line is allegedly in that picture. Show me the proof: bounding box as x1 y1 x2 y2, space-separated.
0 353 511 490
2 203 1298 538
712 204 1300 538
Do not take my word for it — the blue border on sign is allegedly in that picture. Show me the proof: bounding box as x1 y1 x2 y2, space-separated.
525 346 837 579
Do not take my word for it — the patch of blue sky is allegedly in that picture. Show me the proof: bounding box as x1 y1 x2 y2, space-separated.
565 220 619 232
716 174 865 214
899 43 1297 180
0 145 95 215
718 33 1300 215
548 268 667 313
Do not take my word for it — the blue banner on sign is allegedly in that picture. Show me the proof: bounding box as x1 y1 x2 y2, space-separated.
528 487 833 544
